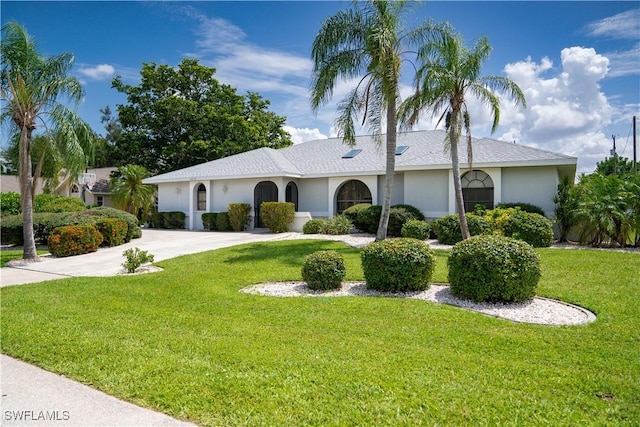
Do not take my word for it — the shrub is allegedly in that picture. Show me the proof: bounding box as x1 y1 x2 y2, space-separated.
95 218 128 247
35 194 86 213
228 203 252 231
387 207 417 237
48 225 103 257
87 207 142 241
0 192 21 216
260 202 295 233
357 205 382 234
302 219 327 234
216 212 232 231
401 219 431 240
392 204 425 221
342 203 372 231
325 215 353 235
496 202 546 217
0 214 24 244
501 210 554 248
122 247 155 273
432 213 491 245
162 211 186 229
361 238 436 293
448 235 541 303
301 250 346 291
202 212 218 231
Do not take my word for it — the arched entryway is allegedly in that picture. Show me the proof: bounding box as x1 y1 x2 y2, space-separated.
336 180 372 214
254 181 278 228
285 181 298 211
461 170 494 212
196 183 206 211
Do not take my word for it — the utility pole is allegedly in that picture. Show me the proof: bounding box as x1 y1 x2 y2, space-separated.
611 135 617 175
634 115 637 175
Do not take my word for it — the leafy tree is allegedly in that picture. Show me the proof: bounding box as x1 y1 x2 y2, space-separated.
110 164 156 219
311 0 435 241
111 58 292 174
401 25 526 240
595 155 634 177
1 22 94 260
90 106 121 167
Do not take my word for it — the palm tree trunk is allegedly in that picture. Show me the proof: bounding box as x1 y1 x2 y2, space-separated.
449 116 470 240
19 129 38 260
376 104 397 241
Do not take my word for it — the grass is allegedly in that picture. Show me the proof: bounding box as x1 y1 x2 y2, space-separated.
1 249 48 267
1 240 638 426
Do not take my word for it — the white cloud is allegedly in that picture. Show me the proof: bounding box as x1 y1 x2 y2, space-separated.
283 126 328 144
586 8 640 40
78 64 115 80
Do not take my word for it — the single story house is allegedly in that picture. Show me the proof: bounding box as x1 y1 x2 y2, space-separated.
143 130 577 231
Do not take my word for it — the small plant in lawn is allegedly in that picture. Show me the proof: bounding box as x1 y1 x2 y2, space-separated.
361 238 436 292
448 235 541 303
122 247 155 273
301 250 346 291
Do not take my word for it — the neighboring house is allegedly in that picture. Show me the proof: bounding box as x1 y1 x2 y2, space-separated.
54 167 117 207
0 174 45 195
143 130 577 231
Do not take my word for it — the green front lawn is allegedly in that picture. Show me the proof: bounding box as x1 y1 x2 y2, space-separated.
1 249 48 267
1 240 638 426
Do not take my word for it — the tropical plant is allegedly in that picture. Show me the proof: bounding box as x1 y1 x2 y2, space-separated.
110 164 155 219
400 24 526 241
1 22 94 260
311 0 435 241
553 175 578 242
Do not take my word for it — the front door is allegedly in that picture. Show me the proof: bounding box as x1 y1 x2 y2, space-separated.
254 181 278 228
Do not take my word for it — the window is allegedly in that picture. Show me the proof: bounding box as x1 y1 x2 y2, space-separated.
71 184 79 193
197 184 206 211
395 145 409 155
336 180 372 214
461 170 494 212
342 149 362 159
97 196 104 207
285 182 299 211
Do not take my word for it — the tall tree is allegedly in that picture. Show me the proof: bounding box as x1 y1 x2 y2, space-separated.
110 164 155 219
112 58 292 175
401 25 526 239
595 155 634 177
311 0 434 241
90 106 121 168
1 22 94 260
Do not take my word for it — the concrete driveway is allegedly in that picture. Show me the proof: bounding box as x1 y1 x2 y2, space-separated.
1 228 285 286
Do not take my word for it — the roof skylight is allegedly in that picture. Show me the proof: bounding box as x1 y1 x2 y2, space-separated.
342 148 362 159
395 145 409 155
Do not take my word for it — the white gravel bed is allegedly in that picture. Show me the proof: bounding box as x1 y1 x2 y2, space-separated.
241 281 596 326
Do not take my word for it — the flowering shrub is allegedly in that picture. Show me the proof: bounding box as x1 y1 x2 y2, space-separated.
48 225 103 257
95 218 128 247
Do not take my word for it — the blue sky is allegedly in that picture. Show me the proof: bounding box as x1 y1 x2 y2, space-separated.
2 1 639 174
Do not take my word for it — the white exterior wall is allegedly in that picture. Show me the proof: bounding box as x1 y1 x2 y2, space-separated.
158 182 189 212
404 170 449 219
298 178 329 217
501 166 558 216
377 174 404 207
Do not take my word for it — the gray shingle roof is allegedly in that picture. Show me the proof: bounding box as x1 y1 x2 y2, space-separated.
144 130 576 183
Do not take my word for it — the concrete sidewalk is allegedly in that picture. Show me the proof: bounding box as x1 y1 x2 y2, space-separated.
1 228 289 426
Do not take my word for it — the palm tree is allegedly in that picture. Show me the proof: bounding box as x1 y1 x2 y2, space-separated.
401 26 526 239
110 164 155 219
311 0 433 241
1 22 94 260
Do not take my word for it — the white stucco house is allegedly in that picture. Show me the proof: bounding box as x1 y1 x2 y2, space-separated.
143 130 577 231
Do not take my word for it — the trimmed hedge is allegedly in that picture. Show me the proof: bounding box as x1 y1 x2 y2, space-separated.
302 216 353 235
448 235 541 303
86 207 142 241
260 202 295 233
496 202 546 217
392 204 425 221
361 238 436 293
302 219 326 234
342 203 373 232
501 210 554 248
95 218 128 247
202 212 218 231
48 225 104 257
228 203 252 231
401 219 431 240
343 204 422 237
432 213 491 245
0 192 21 216
216 212 231 231
35 194 86 213
301 250 346 291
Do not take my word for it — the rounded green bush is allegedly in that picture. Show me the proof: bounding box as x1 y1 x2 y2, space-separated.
432 213 491 245
216 212 231 231
357 205 382 234
401 219 431 240
501 210 554 247
391 204 425 221
361 238 436 293
88 207 142 240
342 203 372 231
496 202 545 217
387 207 417 237
48 225 104 257
301 250 346 291
95 218 128 247
260 202 295 233
448 235 541 303
302 218 327 234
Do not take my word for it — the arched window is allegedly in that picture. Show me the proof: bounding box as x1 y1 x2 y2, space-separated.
461 170 494 212
197 184 206 211
336 180 372 214
285 182 298 211
71 184 79 193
